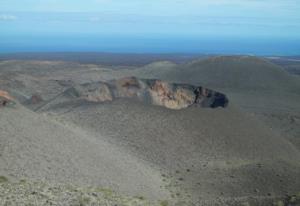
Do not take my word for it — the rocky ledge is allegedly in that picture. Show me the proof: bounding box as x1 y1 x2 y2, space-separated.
66 77 228 110
0 90 14 107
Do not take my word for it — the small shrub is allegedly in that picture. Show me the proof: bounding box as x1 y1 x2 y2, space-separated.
274 200 284 206
78 196 91 206
136 196 145 200
0 176 8 183
96 188 113 197
160 200 169 206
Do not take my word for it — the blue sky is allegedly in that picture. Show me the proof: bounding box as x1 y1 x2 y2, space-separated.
0 0 300 54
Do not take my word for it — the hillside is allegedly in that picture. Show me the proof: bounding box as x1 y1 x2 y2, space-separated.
1 57 300 205
43 97 300 205
134 56 300 150
0 103 169 201
136 56 300 93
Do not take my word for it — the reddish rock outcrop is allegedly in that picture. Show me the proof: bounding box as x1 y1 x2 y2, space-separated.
0 90 14 107
147 80 195 109
66 77 228 110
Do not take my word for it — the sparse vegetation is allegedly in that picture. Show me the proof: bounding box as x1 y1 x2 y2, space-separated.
0 176 8 183
78 195 91 205
1 56 300 206
135 196 145 200
272 193 300 206
274 200 284 206
160 200 168 206
0 179 168 206
95 188 114 197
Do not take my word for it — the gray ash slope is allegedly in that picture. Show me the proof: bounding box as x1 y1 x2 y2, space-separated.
0 103 169 200
133 56 300 151
1 56 300 205
48 97 300 204
135 56 300 92
35 77 300 204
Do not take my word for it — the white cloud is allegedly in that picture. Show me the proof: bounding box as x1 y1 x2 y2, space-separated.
0 14 18 21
